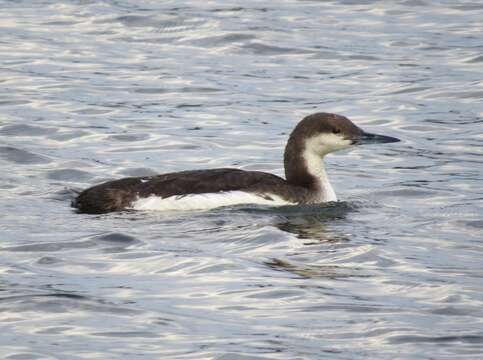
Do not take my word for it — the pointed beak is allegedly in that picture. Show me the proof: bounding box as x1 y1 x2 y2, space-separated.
351 131 400 145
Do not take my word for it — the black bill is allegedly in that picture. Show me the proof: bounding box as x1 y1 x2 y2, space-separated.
351 132 400 145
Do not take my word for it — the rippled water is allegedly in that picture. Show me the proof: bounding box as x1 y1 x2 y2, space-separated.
1 1 483 359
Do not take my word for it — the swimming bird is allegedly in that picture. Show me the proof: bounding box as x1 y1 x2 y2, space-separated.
73 112 399 214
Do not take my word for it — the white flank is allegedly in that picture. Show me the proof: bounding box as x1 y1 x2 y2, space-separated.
131 191 293 212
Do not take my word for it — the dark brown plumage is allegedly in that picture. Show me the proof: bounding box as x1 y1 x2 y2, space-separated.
72 112 399 214
73 169 314 214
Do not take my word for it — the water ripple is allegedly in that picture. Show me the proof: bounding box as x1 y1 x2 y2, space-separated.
0 0 482 359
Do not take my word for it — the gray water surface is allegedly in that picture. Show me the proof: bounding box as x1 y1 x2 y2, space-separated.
1 1 483 359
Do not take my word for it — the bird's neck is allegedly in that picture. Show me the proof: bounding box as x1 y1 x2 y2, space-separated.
284 137 337 202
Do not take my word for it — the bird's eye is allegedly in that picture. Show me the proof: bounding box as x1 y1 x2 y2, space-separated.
333 129 341 134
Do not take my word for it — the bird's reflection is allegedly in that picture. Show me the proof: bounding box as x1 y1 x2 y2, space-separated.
272 201 354 243
275 215 349 243
265 201 366 279
265 258 357 279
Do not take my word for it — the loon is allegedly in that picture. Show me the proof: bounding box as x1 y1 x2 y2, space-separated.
73 112 399 214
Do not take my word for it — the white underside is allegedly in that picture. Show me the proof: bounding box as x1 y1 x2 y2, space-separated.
130 191 293 212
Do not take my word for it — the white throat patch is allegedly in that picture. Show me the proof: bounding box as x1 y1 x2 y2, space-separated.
305 133 352 156
301 134 350 202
